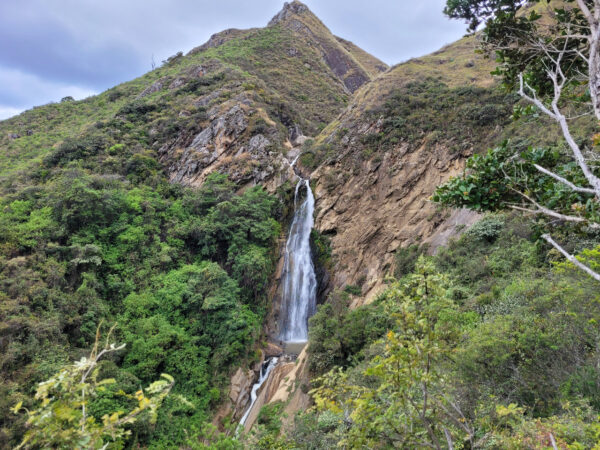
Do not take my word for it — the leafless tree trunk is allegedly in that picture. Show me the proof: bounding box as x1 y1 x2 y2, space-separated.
508 0 600 281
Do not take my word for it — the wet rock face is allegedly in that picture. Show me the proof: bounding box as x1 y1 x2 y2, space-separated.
241 349 310 433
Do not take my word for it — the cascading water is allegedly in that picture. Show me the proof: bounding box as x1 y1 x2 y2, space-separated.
238 166 318 431
279 178 317 343
238 357 279 429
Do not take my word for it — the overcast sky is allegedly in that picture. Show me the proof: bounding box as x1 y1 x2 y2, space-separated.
0 0 467 120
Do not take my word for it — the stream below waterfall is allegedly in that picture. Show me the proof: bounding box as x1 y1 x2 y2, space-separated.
238 357 279 428
238 173 317 430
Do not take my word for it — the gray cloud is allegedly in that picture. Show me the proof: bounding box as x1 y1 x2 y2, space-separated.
0 0 467 120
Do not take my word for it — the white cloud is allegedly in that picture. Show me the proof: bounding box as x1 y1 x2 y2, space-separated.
0 106 23 121
0 0 468 116
0 66 97 115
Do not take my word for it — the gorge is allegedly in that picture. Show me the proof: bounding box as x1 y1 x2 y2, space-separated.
3 0 600 448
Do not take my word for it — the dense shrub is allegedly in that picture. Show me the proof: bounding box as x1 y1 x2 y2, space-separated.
44 134 106 167
308 290 394 374
394 243 430 278
373 78 516 153
300 213 600 447
0 168 281 447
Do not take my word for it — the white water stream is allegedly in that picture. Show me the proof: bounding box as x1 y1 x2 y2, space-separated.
238 357 279 428
238 168 317 430
279 178 317 343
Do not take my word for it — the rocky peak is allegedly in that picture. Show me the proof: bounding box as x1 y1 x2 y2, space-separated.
268 1 310 26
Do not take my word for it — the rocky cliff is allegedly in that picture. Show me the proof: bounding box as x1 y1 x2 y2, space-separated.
302 36 518 304
156 1 388 191
163 5 522 431
0 0 524 438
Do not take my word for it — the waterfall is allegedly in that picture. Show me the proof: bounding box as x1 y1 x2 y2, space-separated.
279 178 317 343
238 175 317 431
238 357 279 429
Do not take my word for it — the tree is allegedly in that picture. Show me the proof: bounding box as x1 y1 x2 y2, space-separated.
437 0 600 281
311 258 474 449
445 0 529 31
13 325 173 449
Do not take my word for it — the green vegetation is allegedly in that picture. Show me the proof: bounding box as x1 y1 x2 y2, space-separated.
366 78 517 154
4 1 600 447
433 140 600 218
0 160 280 447
14 329 174 449
270 213 600 448
435 0 600 285
194 25 351 136
308 77 519 171
0 7 372 445
0 92 281 448
307 289 394 374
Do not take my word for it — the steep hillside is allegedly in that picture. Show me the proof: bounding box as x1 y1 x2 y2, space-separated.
298 35 514 302
305 29 597 304
0 1 386 191
0 2 388 447
7 0 596 447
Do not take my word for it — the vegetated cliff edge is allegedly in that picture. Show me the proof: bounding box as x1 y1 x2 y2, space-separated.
158 0 388 192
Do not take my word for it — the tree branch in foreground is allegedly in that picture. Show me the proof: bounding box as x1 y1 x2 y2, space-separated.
542 234 600 281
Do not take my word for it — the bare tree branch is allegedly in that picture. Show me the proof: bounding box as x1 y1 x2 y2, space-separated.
533 163 598 195
542 234 600 281
443 428 454 450
575 0 594 25
509 189 600 228
518 74 557 119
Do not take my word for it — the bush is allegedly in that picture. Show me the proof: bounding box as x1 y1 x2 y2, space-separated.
394 243 429 278
44 134 106 167
308 290 394 374
466 215 505 242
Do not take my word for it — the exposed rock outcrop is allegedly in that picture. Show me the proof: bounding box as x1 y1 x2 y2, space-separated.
189 28 253 55
229 367 255 415
156 1 387 194
159 100 297 191
268 1 309 25
307 35 499 305
137 78 166 98
242 348 310 433
267 1 387 93
313 141 475 304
